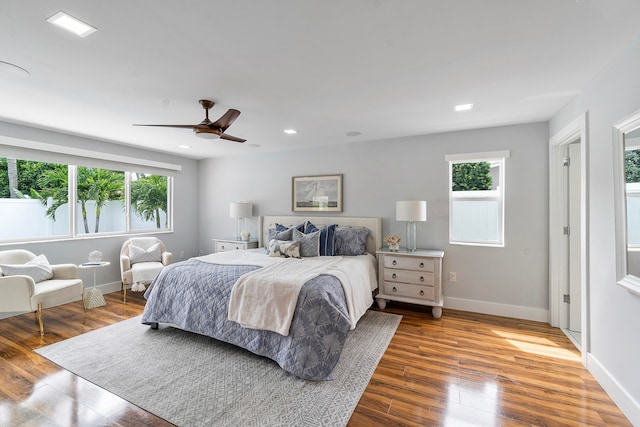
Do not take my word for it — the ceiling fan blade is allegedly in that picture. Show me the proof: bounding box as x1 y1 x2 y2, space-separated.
220 133 246 143
210 109 241 132
133 124 199 129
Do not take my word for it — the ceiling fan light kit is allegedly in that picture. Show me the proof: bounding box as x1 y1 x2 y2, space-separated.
134 99 246 143
195 129 220 139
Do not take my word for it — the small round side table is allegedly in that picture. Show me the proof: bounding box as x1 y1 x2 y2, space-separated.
78 261 110 309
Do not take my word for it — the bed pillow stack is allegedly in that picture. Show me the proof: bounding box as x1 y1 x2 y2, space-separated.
265 221 369 257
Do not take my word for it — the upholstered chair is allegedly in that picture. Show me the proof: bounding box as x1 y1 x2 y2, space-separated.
0 249 84 335
120 237 172 303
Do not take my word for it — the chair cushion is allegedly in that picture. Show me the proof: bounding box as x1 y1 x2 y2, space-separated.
0 254 54 283
129 243 162 264
32 278 84 309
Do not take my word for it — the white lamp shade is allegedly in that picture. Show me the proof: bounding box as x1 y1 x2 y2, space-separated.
230 202 252 218
396 201 427 222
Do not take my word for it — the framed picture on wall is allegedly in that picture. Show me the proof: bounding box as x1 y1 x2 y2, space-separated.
292 174 343 212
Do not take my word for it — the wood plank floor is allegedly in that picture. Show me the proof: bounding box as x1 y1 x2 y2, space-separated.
0 293 631 426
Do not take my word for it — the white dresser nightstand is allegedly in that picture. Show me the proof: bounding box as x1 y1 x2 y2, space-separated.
214 238 259 253
376 248 445 318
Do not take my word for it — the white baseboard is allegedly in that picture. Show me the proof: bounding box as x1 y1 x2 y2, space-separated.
587 353 640 426
444 296 550 323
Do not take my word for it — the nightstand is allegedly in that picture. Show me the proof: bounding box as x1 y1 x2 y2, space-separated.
376 248 444 318
213 238 259 253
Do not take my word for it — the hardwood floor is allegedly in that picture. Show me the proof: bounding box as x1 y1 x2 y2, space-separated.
0 294 631 426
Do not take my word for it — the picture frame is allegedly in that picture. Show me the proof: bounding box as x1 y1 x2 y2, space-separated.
292 174 343 212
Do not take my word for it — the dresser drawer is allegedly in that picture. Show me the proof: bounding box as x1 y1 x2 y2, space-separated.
383 255 434 272
383 282 435 301
216 241 243 252
384 269 435 286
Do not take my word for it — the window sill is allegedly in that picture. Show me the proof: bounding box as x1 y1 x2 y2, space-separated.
618 275 640 297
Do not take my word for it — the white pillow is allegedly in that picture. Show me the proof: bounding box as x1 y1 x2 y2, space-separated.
129 243 162 264
0 254 54 283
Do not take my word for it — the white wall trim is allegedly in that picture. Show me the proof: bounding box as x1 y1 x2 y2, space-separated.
0 136 181 172
444 296 549 323
444 150 511 162
548 112 589 366
587 353 640 426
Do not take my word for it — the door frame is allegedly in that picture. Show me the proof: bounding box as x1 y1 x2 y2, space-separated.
549 112 589 365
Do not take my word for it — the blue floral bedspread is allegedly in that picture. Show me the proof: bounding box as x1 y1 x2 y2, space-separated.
141 258 351 380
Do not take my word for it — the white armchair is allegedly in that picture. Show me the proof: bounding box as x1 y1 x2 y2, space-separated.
0 249 84 335
120 237 172 303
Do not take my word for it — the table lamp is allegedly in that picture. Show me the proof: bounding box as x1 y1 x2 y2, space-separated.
229 202 252 240
396 200 427 252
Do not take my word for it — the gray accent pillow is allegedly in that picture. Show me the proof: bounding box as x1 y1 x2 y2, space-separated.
0 254 54 283
334 226 370 256
293 229 320 257
268 239 301 258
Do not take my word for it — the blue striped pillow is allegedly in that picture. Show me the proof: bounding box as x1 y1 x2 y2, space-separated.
303 221 337 256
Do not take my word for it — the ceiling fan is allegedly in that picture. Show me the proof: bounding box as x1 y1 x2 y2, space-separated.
133 99 246 142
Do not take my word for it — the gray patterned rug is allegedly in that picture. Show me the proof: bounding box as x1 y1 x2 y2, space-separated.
36 310 401 427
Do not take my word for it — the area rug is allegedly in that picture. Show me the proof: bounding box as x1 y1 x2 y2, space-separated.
36 310 401 427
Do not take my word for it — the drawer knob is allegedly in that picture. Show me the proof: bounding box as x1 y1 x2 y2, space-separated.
221 245 225 250
392 273 397 279
420 290 424 296
235 246 240 250
392 260 397 266
419 262 424 268
420 276 424 282
392 287 397 293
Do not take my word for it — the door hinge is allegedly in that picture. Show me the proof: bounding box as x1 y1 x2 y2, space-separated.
563 294 570 303
563 157 571 167
563 226 570 235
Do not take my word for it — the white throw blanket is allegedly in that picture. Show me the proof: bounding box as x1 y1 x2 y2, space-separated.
131 261 164 292
227 257 342 336
196 250 378 335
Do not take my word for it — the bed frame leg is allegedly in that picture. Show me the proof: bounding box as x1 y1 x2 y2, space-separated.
150 323 158 330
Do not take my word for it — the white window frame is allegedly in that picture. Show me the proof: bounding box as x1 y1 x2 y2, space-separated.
0 158 174 244
446 151 510 247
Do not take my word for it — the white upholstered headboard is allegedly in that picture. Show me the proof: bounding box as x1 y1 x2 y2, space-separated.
259 216 382 255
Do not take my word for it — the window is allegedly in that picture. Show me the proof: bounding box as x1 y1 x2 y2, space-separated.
129 172 170 231
76 166 125 234
625 147 640 247
0 156 172 243
0 158 70 240
446 151 509 246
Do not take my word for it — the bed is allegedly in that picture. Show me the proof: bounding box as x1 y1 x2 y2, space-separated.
141 215 382 380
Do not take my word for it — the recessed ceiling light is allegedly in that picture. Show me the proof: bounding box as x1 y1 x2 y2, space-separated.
178 145 190 149
284 129 298 135
345 131 362 137
248 144 261 148
454 103 474 112
46 11 97 38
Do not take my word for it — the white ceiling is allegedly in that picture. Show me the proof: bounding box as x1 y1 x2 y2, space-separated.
2 1 640 160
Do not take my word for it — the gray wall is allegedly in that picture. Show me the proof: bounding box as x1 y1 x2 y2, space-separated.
0 123 201 289
199 122 550 319
550 34 640 422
